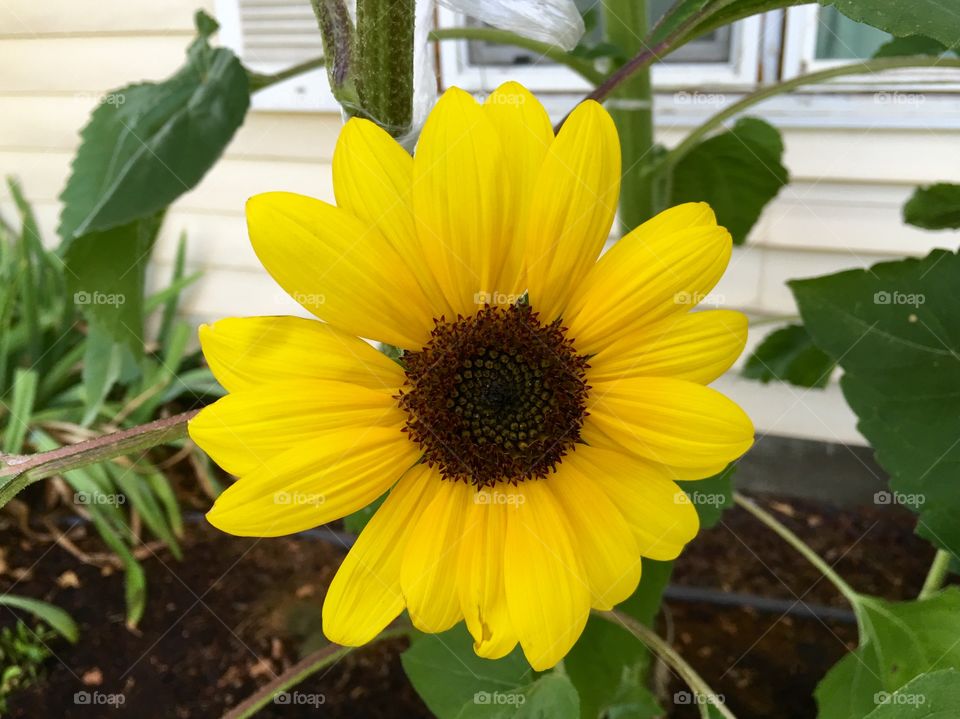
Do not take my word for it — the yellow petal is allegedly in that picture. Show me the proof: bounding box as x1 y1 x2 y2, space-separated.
247 192 436 348
550 463 641 609
458 484 518 659
333 118 453 318
204 425 419 537
199 316 405 394
565 203 732 355
401 477 471 632
413 87 513 318
483 82 554 292
524 99 620 323
188 380 403 477
503 482 589 671
589 310 748 385
323 465 434 645
566 447 699 560
583 377 754 475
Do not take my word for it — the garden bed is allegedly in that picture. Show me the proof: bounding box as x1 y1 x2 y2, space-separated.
2 495 934 718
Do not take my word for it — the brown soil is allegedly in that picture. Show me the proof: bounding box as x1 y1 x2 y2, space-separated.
0 496 935 718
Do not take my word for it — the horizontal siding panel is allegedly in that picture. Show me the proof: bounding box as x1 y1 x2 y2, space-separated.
0 37 188 93
0 151 335 212
0 99 343 162
0 0 210 36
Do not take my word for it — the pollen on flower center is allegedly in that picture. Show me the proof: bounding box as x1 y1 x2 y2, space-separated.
397 304 590 488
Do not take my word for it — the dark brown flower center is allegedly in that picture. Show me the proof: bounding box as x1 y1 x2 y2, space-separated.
397 304 589 487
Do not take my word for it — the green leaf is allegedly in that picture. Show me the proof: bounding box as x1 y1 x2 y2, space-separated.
81 323 129 426
566 561 672 719
819 0 960 49
670 117 788 245
65 214 163 355
864 669 960 718
0 595 79 643
401 624 533 719
3 368 38 453
903 183 960 230
678 464 735 529
791 249 960 553
57 30 249 243
873 35 948 58
456 674 580 719
816 590 960 719
742 323 836 388
343 491 387 534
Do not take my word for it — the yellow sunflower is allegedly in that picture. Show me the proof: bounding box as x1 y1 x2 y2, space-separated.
189 82 754 671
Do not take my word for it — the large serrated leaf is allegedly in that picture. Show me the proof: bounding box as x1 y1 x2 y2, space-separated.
791 250 960 552
742 323 836 388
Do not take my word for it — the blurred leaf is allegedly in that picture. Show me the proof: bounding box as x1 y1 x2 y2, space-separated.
820 0 960 48
58 22 249 244
0 595 79 644
863 669 960 718
456 673 580 719
873 34 948 57
401 624 532 719
81 323 128 426
65 213 163 355
670 117 788 244
791 250 960 553
3 369 38 453
343 491 387 534
817 590 960 719
903 183 960 230
742 323 836 388
678 464 735 529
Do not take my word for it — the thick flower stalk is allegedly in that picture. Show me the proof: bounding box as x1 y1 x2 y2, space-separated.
188 83 754 671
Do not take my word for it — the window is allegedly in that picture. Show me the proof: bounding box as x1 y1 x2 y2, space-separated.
438 3 761 93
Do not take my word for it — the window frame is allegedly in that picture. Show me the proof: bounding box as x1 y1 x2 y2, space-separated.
435 7 763 93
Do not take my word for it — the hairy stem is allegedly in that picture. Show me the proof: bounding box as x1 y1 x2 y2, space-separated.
355 0 415 136
597 609 737 719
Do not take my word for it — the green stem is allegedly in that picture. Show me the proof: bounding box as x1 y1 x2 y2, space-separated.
248 56 326 92
355 0 415 136
734 492 861 606
603 0 658 230
666 56 960 167
222 628 409 719
597 609 737 719
919 548 953 599
428 28 604 84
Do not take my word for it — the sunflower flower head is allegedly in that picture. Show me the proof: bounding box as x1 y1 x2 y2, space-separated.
189 82 755 671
